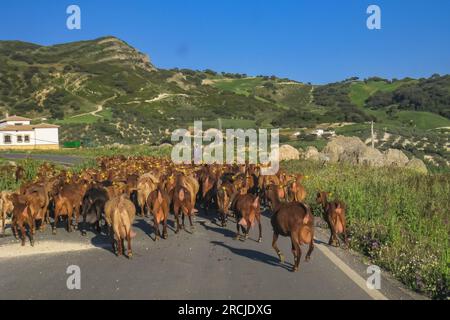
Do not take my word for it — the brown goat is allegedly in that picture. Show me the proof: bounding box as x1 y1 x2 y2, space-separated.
10 194 35 246
105 195 136 258
1 191 14 236
231 193 262 242
172 185 194 233
316 192 348 247
53 184 85 234
23 185 49 231
147 187 170 240
271 202 314 272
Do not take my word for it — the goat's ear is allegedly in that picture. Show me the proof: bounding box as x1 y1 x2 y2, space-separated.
252 196 259 209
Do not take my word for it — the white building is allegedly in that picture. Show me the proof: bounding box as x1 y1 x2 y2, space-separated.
0 115 59 150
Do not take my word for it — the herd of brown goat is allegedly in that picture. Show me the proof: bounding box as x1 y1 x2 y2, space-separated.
0 157 348 271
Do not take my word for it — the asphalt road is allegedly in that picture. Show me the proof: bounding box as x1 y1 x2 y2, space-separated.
0 152 85 166
0 207 422 300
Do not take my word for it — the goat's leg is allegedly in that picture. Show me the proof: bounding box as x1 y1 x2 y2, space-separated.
1 213 5 237
67 208 73 233
53 212 59 235
181 213 186 230
272 233 284 263
305 240 314 262
188 215 194 231
12 220 18 239
74 205 80 230
19 223 26 246
162 218 168 239
111 230 116 255
234 220 241 240
127 232 133 259
28 219 35 247
153 218 160 241
116 237 123 257
174 205 181 234
257 216 262 243
327 217 338 246
244 222 251 240
291 233 301 272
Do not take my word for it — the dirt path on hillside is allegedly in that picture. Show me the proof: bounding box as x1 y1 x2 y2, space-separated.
71 95 117 119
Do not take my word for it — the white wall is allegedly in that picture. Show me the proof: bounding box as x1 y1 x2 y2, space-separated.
0 120 30 128
0 130 35 146
34 128 59 145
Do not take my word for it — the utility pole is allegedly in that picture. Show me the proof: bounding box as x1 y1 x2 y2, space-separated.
371 121 375 148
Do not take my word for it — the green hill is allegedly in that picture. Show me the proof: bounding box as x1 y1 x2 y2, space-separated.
0 37 448 166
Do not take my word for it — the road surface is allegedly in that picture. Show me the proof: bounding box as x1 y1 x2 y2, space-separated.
0 153 85 167
0 207 422 300
0 153 423 300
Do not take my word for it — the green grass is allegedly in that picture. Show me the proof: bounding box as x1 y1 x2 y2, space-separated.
202 119 257 129
210 78 264 96
55 114 101 125
395 111 450 130
349 80 415 107
282 160 449 299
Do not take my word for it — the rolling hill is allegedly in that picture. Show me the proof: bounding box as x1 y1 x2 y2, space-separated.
0 36 448 167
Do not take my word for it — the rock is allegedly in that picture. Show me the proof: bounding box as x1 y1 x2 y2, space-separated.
279 144 300 161
406 158 428 174
303 146 321 161
383 149 409 167
358 147 385 167
159 143 173 148
322 136 367 164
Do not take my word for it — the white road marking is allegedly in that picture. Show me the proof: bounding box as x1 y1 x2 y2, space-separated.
0 240 105 259
316 243 388 300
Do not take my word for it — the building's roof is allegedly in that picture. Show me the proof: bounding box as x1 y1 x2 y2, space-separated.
0 123 60 132
0 115 32 122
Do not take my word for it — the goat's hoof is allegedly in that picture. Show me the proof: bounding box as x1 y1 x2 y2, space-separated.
81 231 87 236
52 230 57 235
21 242 25 247
305 256 311 262
291 267 299 272
233 235 240 241
30 241 35 247
128 253 133 260
257 238 262 243
278 254 285 263
163 233 168 239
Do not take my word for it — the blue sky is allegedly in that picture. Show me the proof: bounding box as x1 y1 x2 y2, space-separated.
1 0 449 84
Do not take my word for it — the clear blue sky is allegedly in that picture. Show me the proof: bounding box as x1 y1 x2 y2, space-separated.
1 0 449 84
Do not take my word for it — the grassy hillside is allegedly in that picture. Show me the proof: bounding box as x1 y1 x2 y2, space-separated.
349 79 417 107
0 37 448 167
